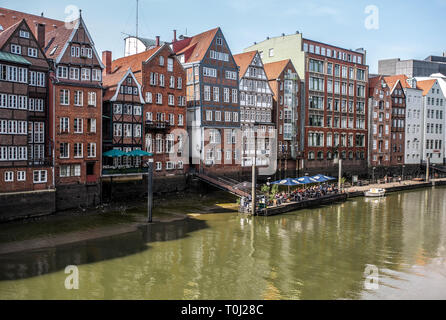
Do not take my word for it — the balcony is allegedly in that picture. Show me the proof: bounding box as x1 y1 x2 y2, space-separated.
145 120 171 133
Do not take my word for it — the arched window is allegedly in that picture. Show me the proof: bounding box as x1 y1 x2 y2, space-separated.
308 151 315 160
327 151 333 160
317 151 324 160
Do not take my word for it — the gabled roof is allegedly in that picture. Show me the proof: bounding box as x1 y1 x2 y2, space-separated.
0 8 103 68
103 68 145 103
110 45 162 76
0 7 65 39
43 19 78 59
233 51 257 79
417 79 437 96
263 59 291 80
384 75 411 91
0 19 20 49
173 27 219 63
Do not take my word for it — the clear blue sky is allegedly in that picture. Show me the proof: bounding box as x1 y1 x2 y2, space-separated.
2 0 445 73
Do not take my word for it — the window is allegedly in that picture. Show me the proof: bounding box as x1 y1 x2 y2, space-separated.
74 118 83 133
74 143 83 158
92 69 102 81
232 89 238 103
269 48 274 57
74 90 83 106
156 93 163 105
81 68 91 81
28 48 38 58
113 123 122 137
224 88 230 103
11 44 21 55
206 110 213 121
70 67 80 80
88 92 96 106
19 30 30 38
225 111 231 122
87 143 96 158
159 74 165 87
71 46 80 57
156 162 162 171
213 87 219 102
159 56 165 66
178 114 184 126
33 170 47 184
146 92 152 103
60 143 69 158
57 66 68 79
87 118 96 133
203 67 217 77
168 94 175 106
225 71 237 80
60 90 69 105
177 77 182 89
17 171 26 181
167 58 173 72
4 171 14 182
204 86 211 101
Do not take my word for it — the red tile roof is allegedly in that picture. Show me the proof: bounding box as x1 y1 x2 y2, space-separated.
417 79 437 96
44 20 77 58
0 7 65 38
263 59 291 80
384 74 410 91
233 51 257 79
173 27 219 63
0 19 20 49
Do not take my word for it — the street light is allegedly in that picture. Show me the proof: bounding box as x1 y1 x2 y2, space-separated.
402 165 406 181
372 167 376 184
147 158 154 223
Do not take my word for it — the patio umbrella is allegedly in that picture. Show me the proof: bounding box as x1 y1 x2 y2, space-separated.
311 175 336 183
271 178 302 193
126 150 154 157
271 178 301 186
296 176 319 184
103 149 127 158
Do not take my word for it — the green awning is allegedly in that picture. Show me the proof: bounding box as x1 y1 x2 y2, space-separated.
0 52 32 65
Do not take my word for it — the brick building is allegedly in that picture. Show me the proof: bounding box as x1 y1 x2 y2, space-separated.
263 59 301 178
102 43 188 178
0 8 104 209
172 28 241 176
0 19 53 192
384 77 407 166
368 76 393 167
245 33 369 175
102 64 145 174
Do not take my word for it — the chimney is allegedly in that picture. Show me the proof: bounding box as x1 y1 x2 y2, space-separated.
35 23 46 49
156 36 160 47
173 30 177 43
102 51 112 74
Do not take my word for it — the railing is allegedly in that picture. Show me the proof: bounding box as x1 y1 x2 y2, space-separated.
145 120 171 132
102 166 148 176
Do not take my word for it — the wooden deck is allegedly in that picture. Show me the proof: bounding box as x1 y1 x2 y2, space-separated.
257 193 348 217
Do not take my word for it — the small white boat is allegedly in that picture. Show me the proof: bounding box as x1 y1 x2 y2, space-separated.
364 188 386 197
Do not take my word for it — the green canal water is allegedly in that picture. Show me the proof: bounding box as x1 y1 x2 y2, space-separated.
0 187 445 300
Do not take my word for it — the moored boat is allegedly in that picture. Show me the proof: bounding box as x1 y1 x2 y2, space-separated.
364 188 386 197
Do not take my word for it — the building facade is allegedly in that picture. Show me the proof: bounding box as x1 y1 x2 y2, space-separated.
417 79 445 164
368 76 392 167
264 59 301 177
233 51 274 168
173 28 241 176
245 33 369 174
102 44 188 178
387 80 406 166
379 54 446 78
102 66 145 174
0 19 53 192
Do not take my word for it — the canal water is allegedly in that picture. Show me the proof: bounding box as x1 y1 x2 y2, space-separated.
0 187 445 300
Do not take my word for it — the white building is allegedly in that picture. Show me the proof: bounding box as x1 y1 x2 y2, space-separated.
416 78 445 164
233 51 275 167
403 77 423 164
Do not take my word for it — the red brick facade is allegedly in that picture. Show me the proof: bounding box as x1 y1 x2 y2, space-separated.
368 76 393 166
302 39 368 171
0 19 53 193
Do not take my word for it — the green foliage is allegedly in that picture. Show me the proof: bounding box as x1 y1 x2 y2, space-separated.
261 184 270 194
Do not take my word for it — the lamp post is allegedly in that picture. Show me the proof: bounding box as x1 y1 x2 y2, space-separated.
402 165 406 181
372 167 376 184
147 159 154 223
251 126 257 216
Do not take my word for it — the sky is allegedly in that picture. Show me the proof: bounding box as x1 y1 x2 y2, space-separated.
2 0 445 73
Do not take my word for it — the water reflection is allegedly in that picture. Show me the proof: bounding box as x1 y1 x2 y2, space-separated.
0 218 209 282
0 188 445 299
